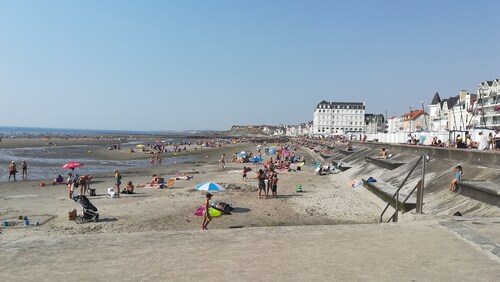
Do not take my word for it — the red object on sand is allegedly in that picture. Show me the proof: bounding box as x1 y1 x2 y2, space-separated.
61 162 84 169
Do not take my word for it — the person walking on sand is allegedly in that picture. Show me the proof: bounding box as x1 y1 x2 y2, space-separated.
242 166 248 181
201 193 212 230
114 170 122 198
8 161 17 181
21 161 27 180
449 166 463 192
219 153 226 169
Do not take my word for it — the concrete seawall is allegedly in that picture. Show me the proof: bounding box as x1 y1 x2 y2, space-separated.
307 140 500 217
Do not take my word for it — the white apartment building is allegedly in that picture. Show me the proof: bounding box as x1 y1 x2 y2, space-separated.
476 78 500 128
429 91 478 131
313 100 365 136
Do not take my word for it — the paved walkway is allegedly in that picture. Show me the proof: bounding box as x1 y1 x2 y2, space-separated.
1 218 500 281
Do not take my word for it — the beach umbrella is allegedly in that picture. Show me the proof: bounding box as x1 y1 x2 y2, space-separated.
249 157 263 163
136 144 145 148
61 162 84 169
237 151 247 157
268 148 277 154
195 182 225 192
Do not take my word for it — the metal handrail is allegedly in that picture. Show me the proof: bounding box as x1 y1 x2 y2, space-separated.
386 179 422 223
379 155 424 223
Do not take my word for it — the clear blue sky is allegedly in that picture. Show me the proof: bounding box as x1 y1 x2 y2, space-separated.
1 0 499 131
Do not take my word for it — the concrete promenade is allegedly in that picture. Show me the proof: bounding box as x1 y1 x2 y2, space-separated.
2 218 500 281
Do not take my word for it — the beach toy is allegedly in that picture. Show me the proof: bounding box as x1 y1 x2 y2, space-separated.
194 206 222 217
296 184 303 192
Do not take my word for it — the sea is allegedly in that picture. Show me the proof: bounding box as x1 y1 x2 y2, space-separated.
0 126 202 182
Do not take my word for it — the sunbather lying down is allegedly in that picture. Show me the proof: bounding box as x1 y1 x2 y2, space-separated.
137 178 175 188
171 174 193 180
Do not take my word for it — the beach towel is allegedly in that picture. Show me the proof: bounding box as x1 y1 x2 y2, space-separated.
351 179 363 188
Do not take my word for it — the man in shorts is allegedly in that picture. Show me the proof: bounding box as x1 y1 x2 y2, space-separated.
8 161 17 181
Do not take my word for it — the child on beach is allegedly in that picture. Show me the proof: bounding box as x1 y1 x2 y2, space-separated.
449 166 463 192
201 193 212 230
242 166 248 181
271 173 279 198
67 173 74 199
122 181 135 194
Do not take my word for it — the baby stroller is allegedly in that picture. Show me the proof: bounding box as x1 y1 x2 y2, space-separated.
72 194 99 224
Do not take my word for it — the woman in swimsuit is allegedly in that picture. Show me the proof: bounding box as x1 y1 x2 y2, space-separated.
256 169 267 199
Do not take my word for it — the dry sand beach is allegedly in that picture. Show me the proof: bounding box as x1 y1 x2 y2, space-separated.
0 139 383 236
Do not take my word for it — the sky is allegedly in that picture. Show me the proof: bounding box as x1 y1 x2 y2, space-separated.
1 0 499 131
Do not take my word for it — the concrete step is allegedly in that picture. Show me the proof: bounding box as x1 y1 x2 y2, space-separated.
362 179 416 212
457 180 500 207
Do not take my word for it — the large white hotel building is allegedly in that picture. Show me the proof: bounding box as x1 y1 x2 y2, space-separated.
313 100 365 136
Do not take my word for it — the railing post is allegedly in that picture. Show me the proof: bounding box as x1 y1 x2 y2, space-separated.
416 154 426 214
393 192 399 222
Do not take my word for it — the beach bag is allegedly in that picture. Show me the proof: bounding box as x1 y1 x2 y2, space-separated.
89 189 96 196
107 188 116 198
367 177 377 183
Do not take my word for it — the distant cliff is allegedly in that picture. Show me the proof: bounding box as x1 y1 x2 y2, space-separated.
228 125 267 136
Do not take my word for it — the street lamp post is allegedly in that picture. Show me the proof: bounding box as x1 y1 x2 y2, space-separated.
408 105 415 138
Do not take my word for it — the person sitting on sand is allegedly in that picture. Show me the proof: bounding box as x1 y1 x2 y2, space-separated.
122 181 135 194
150 174 160 185
53 174 64 185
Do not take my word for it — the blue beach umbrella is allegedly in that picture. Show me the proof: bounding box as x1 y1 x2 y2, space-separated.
249 157 263 163
268 148 277 154
195 182 225 192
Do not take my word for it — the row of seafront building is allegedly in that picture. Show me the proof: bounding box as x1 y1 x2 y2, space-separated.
264 77 500 142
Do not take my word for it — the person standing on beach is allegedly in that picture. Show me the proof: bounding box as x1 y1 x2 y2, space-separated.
271 173 279 198
219 153 226 169
21 161 27 180
67 173 74 199
8 161 17 181
114 170 122 198
201 193 212 230
78 175 92 196
256 169 267 199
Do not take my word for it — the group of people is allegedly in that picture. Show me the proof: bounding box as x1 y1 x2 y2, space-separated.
452 131 499 150
8 161 27 181
66 173 93 199
255 165 279 199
